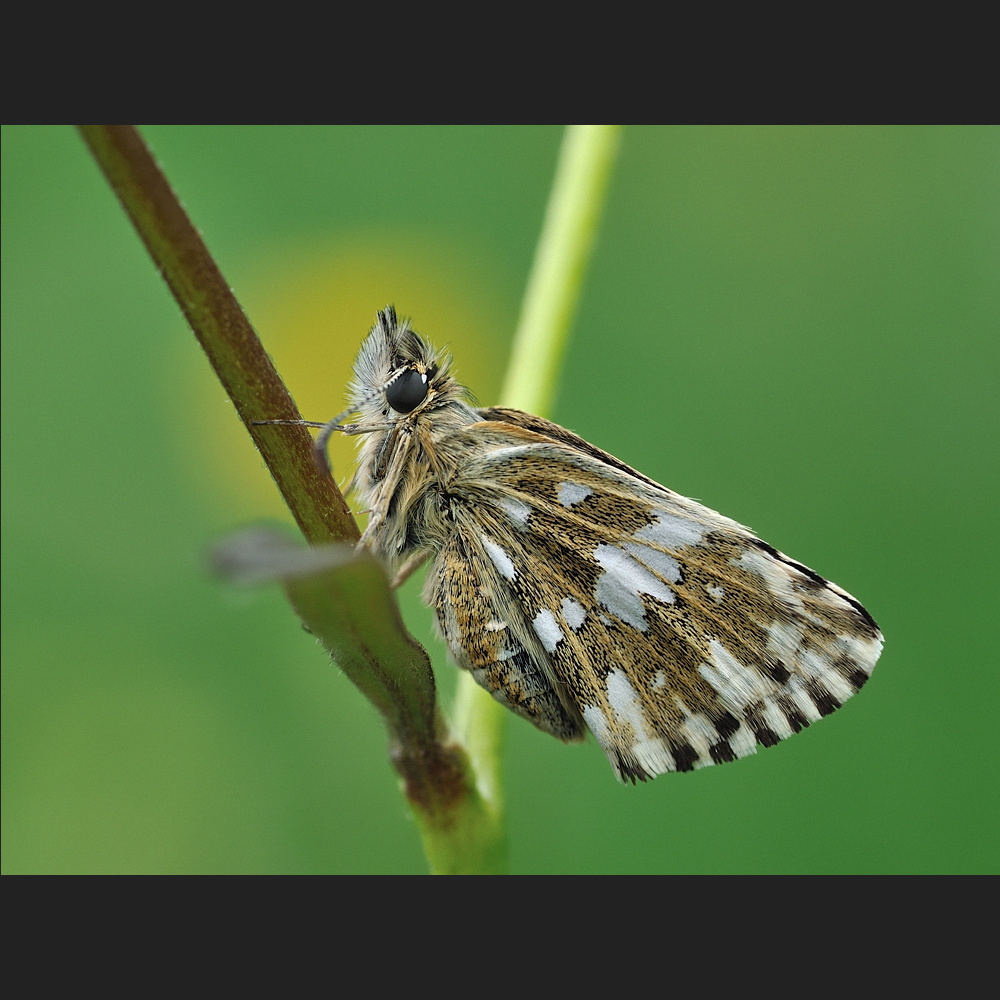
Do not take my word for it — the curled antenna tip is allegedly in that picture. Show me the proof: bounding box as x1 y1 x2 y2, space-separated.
312 406 356 477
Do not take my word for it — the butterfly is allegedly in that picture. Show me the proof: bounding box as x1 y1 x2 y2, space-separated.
280 306 883 782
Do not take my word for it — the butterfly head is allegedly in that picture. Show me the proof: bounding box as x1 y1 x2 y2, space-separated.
347 305 464 426
309 307 473 477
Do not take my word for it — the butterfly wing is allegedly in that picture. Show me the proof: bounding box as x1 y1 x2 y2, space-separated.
425 413 883 782
427 495 587 744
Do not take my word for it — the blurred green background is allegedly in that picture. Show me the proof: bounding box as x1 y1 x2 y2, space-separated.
3 125 997 874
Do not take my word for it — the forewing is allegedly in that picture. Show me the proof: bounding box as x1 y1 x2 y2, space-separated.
436 419 883 782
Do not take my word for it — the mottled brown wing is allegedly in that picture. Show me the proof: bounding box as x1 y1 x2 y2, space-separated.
427 418 882 782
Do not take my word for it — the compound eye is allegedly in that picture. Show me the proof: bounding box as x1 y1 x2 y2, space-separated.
385 368 429 414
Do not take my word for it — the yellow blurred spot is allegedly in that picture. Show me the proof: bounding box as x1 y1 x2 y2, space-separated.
170 234 512 527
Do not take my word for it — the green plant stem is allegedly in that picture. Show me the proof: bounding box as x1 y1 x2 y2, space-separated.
502 125 621 415
453 124 621 816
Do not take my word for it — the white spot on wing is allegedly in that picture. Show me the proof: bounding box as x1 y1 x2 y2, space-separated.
833 632 883 673
609 688 677 775
633 738 674 776
763 701 794 740
766 622 859 705
558 482 592 507
698 640 763 711
607 669 650 739
817 669 853 705
680 712 719 765
766 620 805 659
729 722 758 758
582 704 613 751
623 541 682 583
788 680 823 723
735 548 804 611
707 585 725 603
594 544 675 630
500 497 531 529
560 597 586 631
480 534 516 580
532 608 564 653
798 647 835 682
635 512 706 550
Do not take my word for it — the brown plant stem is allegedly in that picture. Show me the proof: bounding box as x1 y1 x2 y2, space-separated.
79 125 500 872
77 125 357 546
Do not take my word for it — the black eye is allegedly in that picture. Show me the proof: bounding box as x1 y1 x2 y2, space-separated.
385 368 429 414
